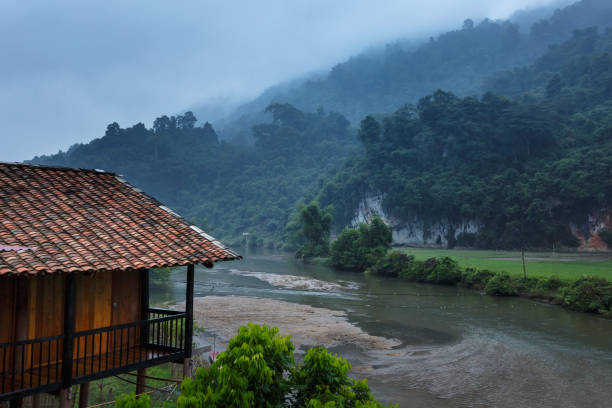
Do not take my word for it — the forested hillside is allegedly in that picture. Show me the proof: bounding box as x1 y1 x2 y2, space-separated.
214 0 612 143
318 26 612 249
29 0 612 250
31 106 356 246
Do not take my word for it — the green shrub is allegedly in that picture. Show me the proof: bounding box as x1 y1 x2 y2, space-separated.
561 276 612 313
178 324 395 408
116 393 151 408
179 323 294 408
536 275 564 291
426 257 461 285
461 267 495 290
369 251 415 277
330 216 392 271
484 273 518 296
398 259 428 282
330 229 363 270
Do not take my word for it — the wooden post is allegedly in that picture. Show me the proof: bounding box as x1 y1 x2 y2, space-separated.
31 394 40 408
78 383 90 408
59 388 71 408
140 269 149 347
136 368 147 396
184 264 194 378
61 273 76 406
182 358 192 379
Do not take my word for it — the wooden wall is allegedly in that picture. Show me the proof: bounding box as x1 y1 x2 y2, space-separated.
0 269 142 368
0 277 16 344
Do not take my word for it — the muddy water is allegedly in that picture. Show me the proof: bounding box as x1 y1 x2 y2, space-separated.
153 253 612 407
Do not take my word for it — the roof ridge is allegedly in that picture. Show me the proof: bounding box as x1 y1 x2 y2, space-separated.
0 161 117 176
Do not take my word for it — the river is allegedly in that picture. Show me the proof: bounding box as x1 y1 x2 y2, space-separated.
153 252 612 407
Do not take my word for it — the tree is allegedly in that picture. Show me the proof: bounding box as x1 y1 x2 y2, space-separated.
178 111 197 129
201 121 219 143
296 202 334 259
330 215 392 271
546 74 564 97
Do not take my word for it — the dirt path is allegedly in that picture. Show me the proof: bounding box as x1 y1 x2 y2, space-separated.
191 295 398 351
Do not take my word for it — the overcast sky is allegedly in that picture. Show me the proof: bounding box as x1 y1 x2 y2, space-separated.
0 0 566 161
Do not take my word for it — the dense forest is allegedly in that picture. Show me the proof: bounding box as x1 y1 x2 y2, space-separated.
31 106 356 246
31 0 612 250
214 0 612 144
318 26 612 249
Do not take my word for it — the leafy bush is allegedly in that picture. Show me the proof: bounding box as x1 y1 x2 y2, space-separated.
484 273 518 296
398 260 428 282
330 229 363 270
369 251 415 277
330 215 392 271
291 347 390 408
561 276 612 313
536 275 564 291
178 324 395 408
116 393 151 408
461 267 495 290
179 323 294 407
426 257 461 285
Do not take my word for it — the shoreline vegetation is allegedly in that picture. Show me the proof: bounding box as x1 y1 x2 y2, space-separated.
311 249 612 318
293 204 612 318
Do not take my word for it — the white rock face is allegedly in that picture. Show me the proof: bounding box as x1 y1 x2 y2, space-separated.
350 195 479 247
350 196 611 251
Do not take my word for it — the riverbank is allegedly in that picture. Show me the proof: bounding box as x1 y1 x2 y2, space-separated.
370 251 612 317
307 249 612 317
401 247 612 280
191 296 399 351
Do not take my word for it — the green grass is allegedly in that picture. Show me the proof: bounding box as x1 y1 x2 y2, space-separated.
74 363 182 407
400 248 612 281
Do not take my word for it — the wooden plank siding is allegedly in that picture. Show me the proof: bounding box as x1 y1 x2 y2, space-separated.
0 277 16 373
0 269 142 376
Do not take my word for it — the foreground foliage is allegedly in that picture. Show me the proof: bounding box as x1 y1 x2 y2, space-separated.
177 324 395 408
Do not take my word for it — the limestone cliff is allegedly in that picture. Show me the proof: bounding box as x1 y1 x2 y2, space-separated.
351 195 611 251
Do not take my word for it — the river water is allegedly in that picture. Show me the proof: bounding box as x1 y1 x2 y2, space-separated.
153 253 612 407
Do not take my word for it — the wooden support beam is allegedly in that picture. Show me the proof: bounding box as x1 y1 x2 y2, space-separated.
61 273 76 406
136 369 147 396
78 383 90 408
183 358 192 379
140 269 149 347
185 264 194 359
31 394 40 408
59 388 71 408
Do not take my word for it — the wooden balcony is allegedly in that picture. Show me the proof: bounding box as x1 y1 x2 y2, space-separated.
0 309 186 401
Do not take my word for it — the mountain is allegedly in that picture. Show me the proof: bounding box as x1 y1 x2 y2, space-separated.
30 107 356 247
207 0 612 143
29 0 612 250
317 25 612 250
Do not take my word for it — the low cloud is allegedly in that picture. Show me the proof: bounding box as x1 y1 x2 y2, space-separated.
0 0 565 161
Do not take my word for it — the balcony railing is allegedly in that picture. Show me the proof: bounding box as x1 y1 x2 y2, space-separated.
0 309 187 400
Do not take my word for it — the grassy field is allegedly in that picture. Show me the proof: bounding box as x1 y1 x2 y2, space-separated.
400 248 612 281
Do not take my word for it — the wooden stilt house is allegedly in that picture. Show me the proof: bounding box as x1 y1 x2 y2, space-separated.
0 163 240 407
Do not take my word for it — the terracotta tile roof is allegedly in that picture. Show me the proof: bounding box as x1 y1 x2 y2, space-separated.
0 162 240 276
